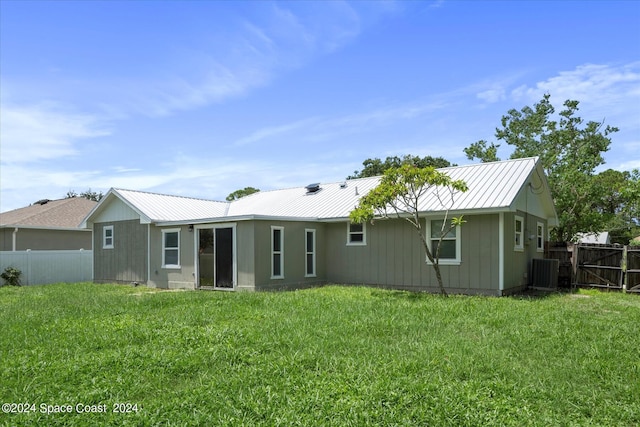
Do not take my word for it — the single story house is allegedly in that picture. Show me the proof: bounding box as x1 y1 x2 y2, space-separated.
81 157 557 296
0 197 97 251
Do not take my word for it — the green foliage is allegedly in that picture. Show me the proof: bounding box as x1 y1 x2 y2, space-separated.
1 283 639 425
0 266 22 286
66 189 104 202
463 140 500 163
466 94 621 242
348 154 453 179
350 164 468 295
226 186 260 201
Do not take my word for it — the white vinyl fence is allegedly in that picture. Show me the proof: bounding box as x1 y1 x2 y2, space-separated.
0 250 92 285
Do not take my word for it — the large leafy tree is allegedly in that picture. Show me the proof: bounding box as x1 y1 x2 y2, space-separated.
350 164 467 296
348 154 453 179
226 187 260 201
464 94 619 241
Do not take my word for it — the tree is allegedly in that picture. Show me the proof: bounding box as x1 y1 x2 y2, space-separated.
348 154 453 179
463 140 500 163
66 189 104 202
226 187 260 201
464 94 619 241
349 164 468 296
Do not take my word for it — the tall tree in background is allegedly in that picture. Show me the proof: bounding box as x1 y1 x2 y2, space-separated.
464 94 619 242
350 164 468 296
348 155 453 179
226 187 260 201
66 189 104 202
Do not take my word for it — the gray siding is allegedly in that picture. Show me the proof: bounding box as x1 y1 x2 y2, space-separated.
502 211 547 293
148 225 195 289
1 228 92 251
252 220 327 291
325 215 502 295
94 220 148 284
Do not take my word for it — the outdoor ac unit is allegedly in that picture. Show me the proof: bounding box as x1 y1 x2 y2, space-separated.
531 259 559 289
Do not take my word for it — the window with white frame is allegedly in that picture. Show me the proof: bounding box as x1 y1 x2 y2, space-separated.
305 229 316 277
347 222 366 245
427 219 461 264
271 226 284 279
536 222 544 252
162 229 180 268
103 225 114 249
514 216 524 251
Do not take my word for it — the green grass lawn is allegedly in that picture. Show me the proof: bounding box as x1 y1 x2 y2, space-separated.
1 283 639 426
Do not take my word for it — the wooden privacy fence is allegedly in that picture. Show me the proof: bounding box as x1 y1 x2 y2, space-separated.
0 250 93 285
545 243 640 293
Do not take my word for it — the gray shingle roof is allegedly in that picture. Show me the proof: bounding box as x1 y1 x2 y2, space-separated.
0 197 98 229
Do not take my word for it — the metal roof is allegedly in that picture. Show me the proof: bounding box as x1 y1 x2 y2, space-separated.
88 157 548 224
112 189 228 222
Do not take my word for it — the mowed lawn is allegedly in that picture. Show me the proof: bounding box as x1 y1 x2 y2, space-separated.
1 284 639 426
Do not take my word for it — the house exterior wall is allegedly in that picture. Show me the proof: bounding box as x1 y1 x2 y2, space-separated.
148 224 195 289
0 228 92 251
93 220 148 284
252 220 327 291
502 211 548 293
324 214 502 295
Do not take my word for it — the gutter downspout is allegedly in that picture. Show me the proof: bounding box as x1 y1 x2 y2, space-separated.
12 227 18 251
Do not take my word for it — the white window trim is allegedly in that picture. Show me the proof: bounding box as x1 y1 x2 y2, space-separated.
305 228 316 278
103 225 114 249
162 228 181 269
271 226 284 279
514 216 524 252
347 222 366 246
536 222 544 253
425 218 461 266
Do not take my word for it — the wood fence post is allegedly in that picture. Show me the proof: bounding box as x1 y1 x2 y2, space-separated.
621 245 627 293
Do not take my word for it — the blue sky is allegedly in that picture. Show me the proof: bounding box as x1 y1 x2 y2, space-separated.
1 0 639 212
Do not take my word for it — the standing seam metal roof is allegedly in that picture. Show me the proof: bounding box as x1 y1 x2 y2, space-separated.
98 157 543 223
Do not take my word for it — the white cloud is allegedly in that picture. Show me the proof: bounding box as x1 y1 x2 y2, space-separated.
0 102 110 163
511 63 640 104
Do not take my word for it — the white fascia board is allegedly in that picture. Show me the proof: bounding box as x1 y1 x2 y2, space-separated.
156 215 320 227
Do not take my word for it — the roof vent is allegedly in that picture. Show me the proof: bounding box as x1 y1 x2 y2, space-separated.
340 182 347 189
34 199 51 205
305 183 321 194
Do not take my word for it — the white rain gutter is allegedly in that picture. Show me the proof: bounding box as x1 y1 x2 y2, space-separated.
12 227 18 251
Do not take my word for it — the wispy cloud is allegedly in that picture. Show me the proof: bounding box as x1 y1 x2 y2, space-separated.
0 101 110 163
234 100 451 147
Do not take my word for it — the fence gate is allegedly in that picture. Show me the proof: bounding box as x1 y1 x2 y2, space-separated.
574 244 640 293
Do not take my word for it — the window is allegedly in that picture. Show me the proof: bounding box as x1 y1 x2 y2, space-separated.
427 219 461 265
162 229 180 268
103 225 114 249
514 216 524 251
305 229 316 277
536 222 544 252
347 222 366 245
271 226 284 279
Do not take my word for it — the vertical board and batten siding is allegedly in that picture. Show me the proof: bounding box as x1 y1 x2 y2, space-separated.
502 211 547 292
0 250 92 285
235 221 256 291
325 215 501 295
93 220 148 284
148 224 195 289
252 220 326 291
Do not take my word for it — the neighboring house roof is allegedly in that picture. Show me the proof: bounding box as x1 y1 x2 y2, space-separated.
576 231 611 244
0 197 97 229
83 157 557 226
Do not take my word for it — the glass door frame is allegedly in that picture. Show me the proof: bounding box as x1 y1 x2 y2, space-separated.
194 223 237 291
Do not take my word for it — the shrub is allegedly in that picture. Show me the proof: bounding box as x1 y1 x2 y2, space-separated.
1 266 22 286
